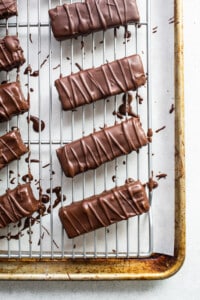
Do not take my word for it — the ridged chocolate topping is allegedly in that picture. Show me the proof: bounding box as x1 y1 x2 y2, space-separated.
0 183 39 228
0 0 17 19
0 36 25 71
55 54 146 111
0 81 29 122
56 117 148 178
59 180 149 238
0 129 28 170
49 0 140 41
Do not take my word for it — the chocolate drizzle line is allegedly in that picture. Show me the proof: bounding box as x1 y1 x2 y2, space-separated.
55 55 146 111
56 117 148 178
59 180 149 238
49 0 140 41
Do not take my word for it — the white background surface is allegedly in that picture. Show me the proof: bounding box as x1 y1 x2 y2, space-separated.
0 0 199 298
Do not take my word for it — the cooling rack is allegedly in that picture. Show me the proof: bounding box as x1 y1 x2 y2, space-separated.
0 0 185 280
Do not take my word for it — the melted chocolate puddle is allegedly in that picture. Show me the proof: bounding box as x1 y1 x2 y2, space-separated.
27 115 45 132
46 186 66 213
116 93 138 119
30 70 39 77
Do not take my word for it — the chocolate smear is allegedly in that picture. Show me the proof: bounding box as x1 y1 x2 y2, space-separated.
147 177 158 192
24 64 32 75
22 173 34 182
30 70 39 77
27 115 45 132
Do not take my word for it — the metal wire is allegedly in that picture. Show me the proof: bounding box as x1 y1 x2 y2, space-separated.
0 0 153 259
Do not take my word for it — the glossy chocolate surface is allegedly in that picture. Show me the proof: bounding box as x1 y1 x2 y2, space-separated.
0 183 39 228
0 129 28 170
59 180 149 238
0 81 29 122
0 0 17 19
56 117 148 178
49 0 140 41
0 36 25 71
55 54 146 111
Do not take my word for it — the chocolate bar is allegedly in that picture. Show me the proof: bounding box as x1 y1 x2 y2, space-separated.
0 129 28 170
0 183 39 228
56 117 148 178
0 36 25 71
55 54 146 111
0 0 17 19
0 81 29 122
49 0 140 41
59 179 149 238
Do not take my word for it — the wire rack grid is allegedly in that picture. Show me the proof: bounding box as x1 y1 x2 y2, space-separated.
0 0 155 259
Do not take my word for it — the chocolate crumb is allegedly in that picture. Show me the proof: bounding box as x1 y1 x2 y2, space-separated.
10 177 16 184
30 70 39 77
24 64 32 75
53 64 60 70
136 93 143 104
29 33 33 43
155 126 166 133
42 163 50 168
169 104 175 114
156 173 167 180
22 173 34 182
112 175 116 182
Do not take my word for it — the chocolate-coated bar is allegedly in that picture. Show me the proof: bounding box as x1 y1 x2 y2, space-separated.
59 179 149 238
0 36 25 71
0 0 17 19
49 0 140 41
55 54 146 111
0 183 39 228
0 81 29 122
56 117 148 178
0 129 28 170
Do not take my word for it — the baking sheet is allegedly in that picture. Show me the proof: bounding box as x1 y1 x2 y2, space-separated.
0 0 175 259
